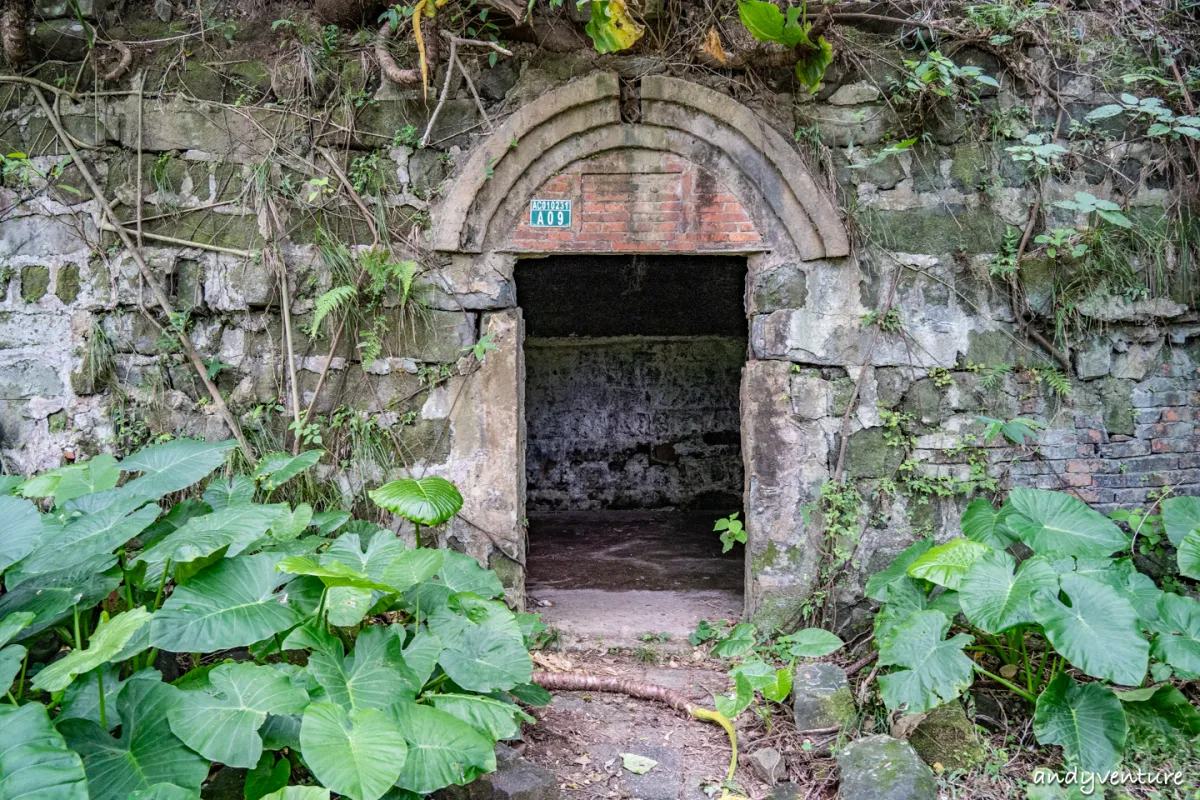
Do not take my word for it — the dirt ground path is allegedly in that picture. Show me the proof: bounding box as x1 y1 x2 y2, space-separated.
519 653 835 800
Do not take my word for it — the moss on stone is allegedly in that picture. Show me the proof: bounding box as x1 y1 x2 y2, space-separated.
907 702 987 771
845 427 905 479
864 207 1008 254
949 142 988 189
55 263 80 304
21 266 50 303
488 551 523 589
48 410 67 432
175 62 226 101
964 328 1022 367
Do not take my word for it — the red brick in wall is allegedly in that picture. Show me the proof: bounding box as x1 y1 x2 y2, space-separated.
508 154 763 253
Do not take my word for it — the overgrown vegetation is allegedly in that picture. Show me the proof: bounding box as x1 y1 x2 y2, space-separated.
0 442 546 799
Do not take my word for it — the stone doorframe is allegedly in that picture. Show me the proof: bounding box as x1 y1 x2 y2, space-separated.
430 72 851 623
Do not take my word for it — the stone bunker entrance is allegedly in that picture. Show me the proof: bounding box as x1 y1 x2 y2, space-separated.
518 254 747 639
431 73 850 631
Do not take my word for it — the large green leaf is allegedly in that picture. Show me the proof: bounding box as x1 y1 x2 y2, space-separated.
59 678 210 800
864 538 933 602
959 551 1058 633
713 622 757 658
388 701 496 794
1177 529 1200 580
60 666 161 731
401 627 443 688
203 475 256 511
263 789 330 800
134 504 284 584
1004 488 1129 557
401 550 502 613
254 451 324 491
300 702 407 800
1034 674 1126 773
51 454 121 506
0 612 33 688
0 702 89 800
0 495 42 572
245 752 291 800
1118 684 1200 739
33 607 153 692
583 0 644 54
906 538 991 590
430 593 533 693
125 785 199 800
0 565 121 642
1161 495 1200 547
429 693 534 741
369 477 463 527
877 610 974 714
6 498 159 588
793 35 833 93
167 662 310 768
329 531 408 582
776 628 844 658
1031 573 1148 686
1150 592 1200 674
121 439 237 499
960 497 1017 550
150 554 302 653
307 625 420 711
277 557 394 591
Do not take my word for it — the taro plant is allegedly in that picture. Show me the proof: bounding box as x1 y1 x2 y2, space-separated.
868 488 1200 774
736 0 833 93
0 439 543 800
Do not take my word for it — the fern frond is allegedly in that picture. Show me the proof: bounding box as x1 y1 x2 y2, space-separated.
309 285 358 338
1035 365 1072 398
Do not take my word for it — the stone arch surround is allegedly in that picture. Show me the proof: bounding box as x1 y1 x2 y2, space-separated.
432 72 852 623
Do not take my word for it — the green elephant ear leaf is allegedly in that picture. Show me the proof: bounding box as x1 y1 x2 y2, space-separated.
1177 529 1200 580
1004 488 1129 557
33 607 153 692
134 504 284 587
401 627 443 689
328 531 408 583
60 666 161 731
6 498 160 589
307 625 420 711
1161 495 1200 547
301 703 407 800
254 450 324 491
388 701 496 794
51 454 121 506
150 554 302 653
429 693 534 741
961 497 1017 550
794 36 833 92
245 752 291 800
959 551 1058 633
0 564 121 643
167 662 310 768
877 610 975 714
1150 592 1200 674
59 678 210 800
369 477 463 527
120 438 237 499
203 475 256 511
1118 684 1200 739
865 538 933 602
1034 673 1127 773
0 702 89 800
429 593 533 693
278 557 394 591
906 538 991 590
777 628 844 658
1031 573 1148 686
0 495 42 573
382 549 446 594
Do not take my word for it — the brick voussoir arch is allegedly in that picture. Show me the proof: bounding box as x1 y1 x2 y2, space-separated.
432 72 848 261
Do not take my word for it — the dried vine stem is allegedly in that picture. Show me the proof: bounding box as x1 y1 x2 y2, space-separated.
31 87 253 459
376 11 440 88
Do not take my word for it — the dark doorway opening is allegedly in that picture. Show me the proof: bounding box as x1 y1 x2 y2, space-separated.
518 254 747 641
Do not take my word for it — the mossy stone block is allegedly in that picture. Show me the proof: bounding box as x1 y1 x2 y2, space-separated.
21 266 50 303
845 427 905 479
792 662 856 731
949 142 988 190
836 735 936 800
866 207 1008 254
55 263 80 303
907 702 987 771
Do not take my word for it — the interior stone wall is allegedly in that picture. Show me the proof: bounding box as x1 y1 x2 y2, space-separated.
524 337 745 512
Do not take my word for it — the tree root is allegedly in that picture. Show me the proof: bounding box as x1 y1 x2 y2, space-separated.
531 672 744 799
376 13 439 88
99 41 132 82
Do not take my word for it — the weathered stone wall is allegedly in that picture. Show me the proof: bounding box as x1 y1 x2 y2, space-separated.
1 3 1198 622
524 337 745 511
